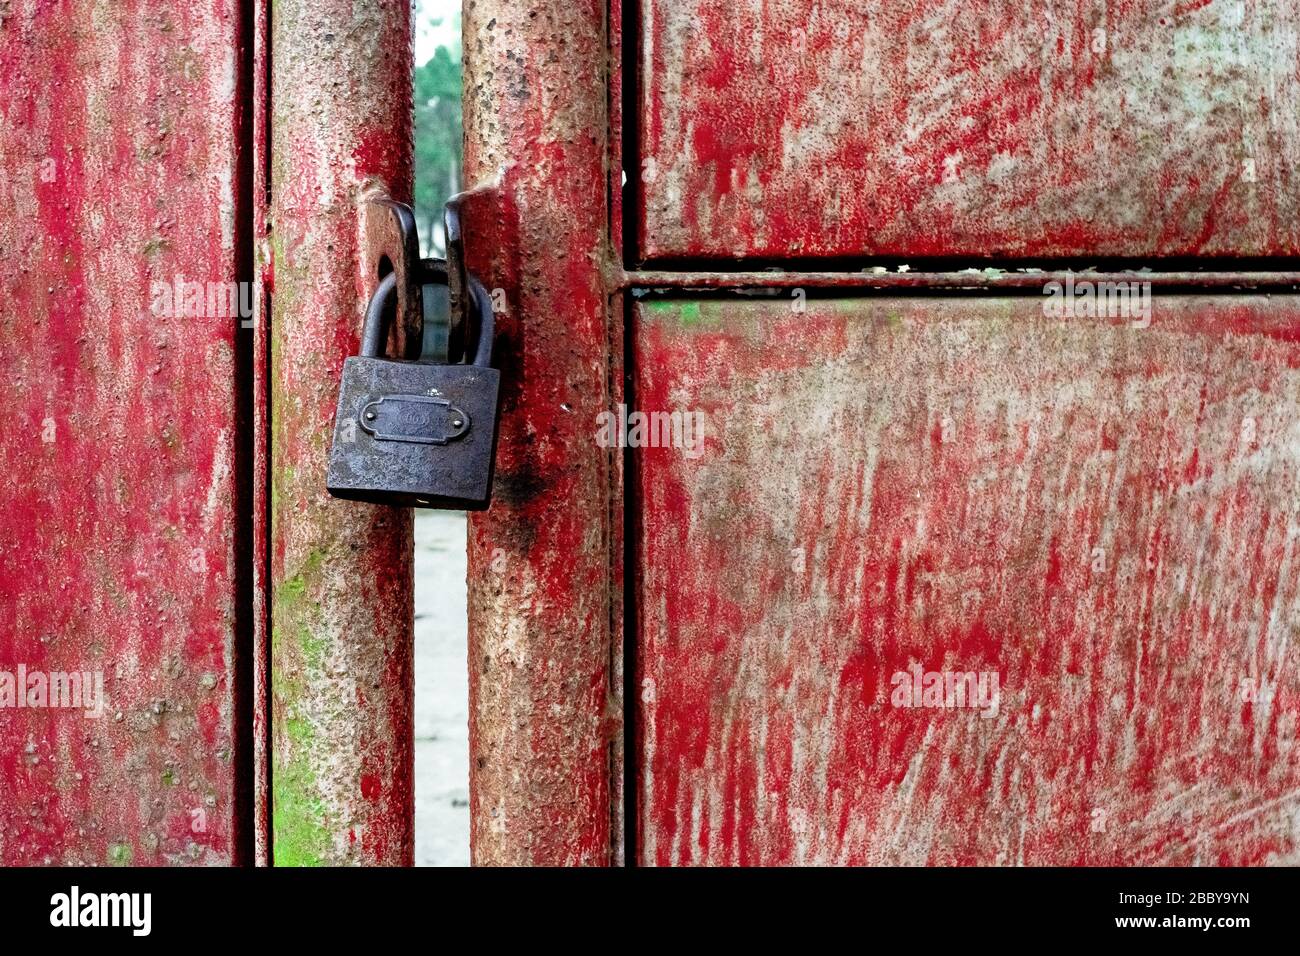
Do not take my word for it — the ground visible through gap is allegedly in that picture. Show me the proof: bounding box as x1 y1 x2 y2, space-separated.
414 510 470 866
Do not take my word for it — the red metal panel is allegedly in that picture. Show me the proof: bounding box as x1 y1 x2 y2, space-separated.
463 0 616 865
268 0 415 866
635 295 1300 865
638 0 1300 261
0 0 250 864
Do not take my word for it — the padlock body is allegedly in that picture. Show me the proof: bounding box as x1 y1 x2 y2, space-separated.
327 355 501 509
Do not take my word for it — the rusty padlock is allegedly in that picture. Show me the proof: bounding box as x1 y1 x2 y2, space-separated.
326 265 501 510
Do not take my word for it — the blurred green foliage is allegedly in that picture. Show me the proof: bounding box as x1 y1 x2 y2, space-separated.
413 16 462 255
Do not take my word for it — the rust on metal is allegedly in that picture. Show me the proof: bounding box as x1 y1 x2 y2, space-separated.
463 0 617 865
269 0 415 865
639 0 1300 260
0 0 251 864
635 295 1300 865
357 194 423 361
251 0 273 867
620 271 1300 293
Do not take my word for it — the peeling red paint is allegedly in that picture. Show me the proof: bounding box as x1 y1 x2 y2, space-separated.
463 0 615 866
640 0 1300 260
269 0 414 867
0 0 248 864
635 296 1300 865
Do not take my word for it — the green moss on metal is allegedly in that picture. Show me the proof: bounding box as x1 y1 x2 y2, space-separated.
107 843 132 866
267 200 333 866
277 573 306 605
644 300 713 326
271 713 331 867
270 547 333 866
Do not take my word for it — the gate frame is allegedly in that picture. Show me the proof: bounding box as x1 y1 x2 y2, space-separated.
267 0 416 867
462 0 1300 867
462 0 620 866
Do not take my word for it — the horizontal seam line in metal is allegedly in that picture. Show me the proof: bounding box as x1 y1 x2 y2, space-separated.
616 270 1300 292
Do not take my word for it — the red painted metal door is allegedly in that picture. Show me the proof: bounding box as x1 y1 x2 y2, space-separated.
638 0 1300 261
1 0 417 866
0 1 253 865
627 0 1300 865
634 294 1300 865
462 0 1300 864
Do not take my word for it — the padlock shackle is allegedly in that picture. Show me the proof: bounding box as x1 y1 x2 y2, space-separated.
468 274 494 368
359 272 399 359
360 267 493 367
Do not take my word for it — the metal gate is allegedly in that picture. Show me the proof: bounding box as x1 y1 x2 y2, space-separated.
5 0 1298 869
463 0 1300 865
1 0 416 866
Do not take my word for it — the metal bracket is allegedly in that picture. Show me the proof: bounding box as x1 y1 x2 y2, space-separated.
358 193 423 360
444 193 470 365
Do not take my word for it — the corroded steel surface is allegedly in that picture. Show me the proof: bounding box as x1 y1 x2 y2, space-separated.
623 270 1300 292
251 0 272 867
0 0 249 864
635 295 1300 865
269 0 414 865
463 0 616 864
639 0 1300 261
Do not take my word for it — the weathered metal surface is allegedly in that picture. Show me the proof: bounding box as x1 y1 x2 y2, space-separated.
463 0 616 864
635 295 1300 865
610 288 627 866
325 272 501 510
269 0 414 865
610 15 629 858
609 0 627 264
608 0 629 851
357 195 422 361
251 0 272 868
623 271 1300 292
0 0 250 864
639 0 1300 261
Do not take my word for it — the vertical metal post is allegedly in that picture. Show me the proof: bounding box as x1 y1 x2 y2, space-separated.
250 0 273 870
463 0 616 864
269 0 415 866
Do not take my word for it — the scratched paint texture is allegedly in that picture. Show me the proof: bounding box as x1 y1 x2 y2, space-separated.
640 0 1300 260
270 0 414 865
463 0 615 864
0 1 247 864
250 0 272 866
636 296 1300 865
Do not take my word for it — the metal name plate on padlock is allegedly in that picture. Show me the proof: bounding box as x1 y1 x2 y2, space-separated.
326 267 501 510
